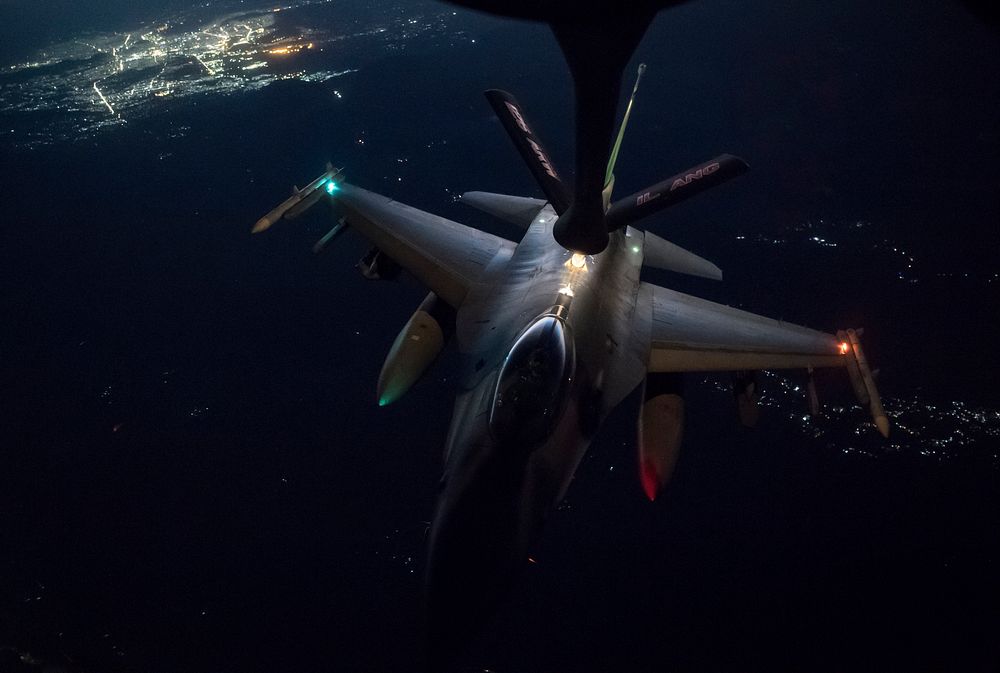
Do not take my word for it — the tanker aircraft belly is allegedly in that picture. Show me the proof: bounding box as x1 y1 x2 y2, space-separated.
253 76 888 667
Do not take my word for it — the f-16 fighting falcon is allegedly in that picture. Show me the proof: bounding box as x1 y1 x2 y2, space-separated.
253 1 889 667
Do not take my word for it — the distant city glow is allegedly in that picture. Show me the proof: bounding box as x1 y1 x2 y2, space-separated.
704 371 1000 464
0 0 455 149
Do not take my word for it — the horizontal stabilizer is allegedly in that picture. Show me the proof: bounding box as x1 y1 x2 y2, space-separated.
484 89 571 214
643 230 722 281
606 154 748 230
460 191 547 229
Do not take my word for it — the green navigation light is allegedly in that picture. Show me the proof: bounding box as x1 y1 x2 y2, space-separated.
326 180 339 194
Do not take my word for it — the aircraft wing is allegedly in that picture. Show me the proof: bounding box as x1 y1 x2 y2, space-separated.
644 282 847 372
332 183 515 308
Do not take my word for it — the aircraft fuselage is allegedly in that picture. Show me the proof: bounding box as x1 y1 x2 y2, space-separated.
425 206 650 658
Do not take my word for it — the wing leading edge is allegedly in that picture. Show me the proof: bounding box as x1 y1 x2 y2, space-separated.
644 282 846 372
332 183 515 308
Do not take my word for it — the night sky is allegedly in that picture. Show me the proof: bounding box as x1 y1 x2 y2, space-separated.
1 1 998 671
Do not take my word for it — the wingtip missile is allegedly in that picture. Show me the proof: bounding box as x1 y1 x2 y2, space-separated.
252 215 276 234
875 415 890 438
251 165 343 234
845 328 890 438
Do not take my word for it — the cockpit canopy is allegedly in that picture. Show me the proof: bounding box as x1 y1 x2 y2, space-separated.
490 315 576 447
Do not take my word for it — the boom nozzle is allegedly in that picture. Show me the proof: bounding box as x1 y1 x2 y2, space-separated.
553 198 609 254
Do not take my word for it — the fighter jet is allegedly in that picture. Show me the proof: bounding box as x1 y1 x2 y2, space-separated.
252 73 888 667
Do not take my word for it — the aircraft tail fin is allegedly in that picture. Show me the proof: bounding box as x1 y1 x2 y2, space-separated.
484 89 572 214
459 191 547 229
605 154 748 230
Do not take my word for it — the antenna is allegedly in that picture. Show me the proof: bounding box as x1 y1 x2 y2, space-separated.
603 62 646 210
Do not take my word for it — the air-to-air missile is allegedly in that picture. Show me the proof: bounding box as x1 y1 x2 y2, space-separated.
838 328 890 437
251 163 341 234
